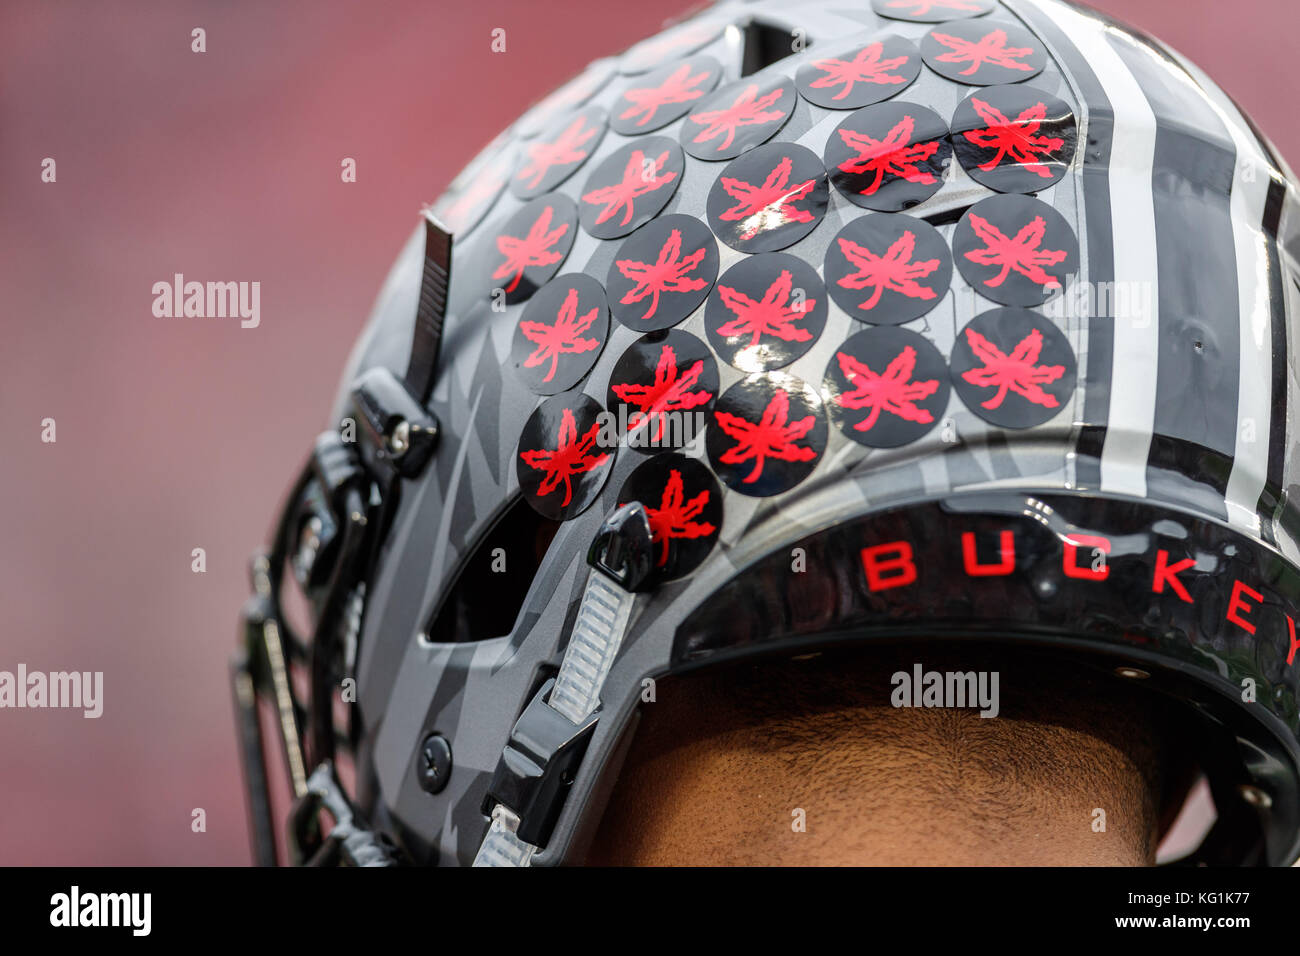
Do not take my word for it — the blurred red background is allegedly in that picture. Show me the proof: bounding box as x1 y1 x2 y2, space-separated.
0 0 1295 865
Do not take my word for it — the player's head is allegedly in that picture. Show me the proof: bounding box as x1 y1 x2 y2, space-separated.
233 0 1300 867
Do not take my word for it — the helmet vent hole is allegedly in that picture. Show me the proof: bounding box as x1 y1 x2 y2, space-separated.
739 19 808 77
423 496 561 644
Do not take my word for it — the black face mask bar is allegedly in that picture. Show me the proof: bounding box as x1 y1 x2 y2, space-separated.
229 216 452 866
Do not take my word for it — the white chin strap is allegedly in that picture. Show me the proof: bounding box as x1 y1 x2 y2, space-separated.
472 568 637 867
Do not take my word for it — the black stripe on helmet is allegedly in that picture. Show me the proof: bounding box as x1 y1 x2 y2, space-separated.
1257 176 1290 546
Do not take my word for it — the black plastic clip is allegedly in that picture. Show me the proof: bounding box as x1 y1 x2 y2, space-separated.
348 366 439 478
587 501 658 592
481 677 600 848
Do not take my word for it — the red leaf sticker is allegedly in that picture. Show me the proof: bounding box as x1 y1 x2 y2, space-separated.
824 102 951 211
516 393 615 519
922 20 1044 85
645 467 717 566
824 327 949 447
611 343 714 445
614 57 719 133
579 137 684 239
713 387 818 485
513 107 605 197
801 39 916 106
520 287 602 383
614 228 710 323
824 214 951 325
953 195 1079 307
616 453 722 577
949 309 1076 428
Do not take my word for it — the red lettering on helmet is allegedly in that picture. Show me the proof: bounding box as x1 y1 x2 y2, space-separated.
1288 615 1299 667
1151 549 1194 603
961 530 1014 577
861 541 917 592
1226 580 1263 635
1062 534 1110 580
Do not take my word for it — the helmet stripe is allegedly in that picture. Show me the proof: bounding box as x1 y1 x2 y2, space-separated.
1022 0 1162 501
1005 0 1116 492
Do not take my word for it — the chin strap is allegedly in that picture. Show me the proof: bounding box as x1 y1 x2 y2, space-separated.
473 503 657 867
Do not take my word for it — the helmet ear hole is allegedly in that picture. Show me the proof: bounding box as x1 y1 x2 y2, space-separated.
423 497 561 644
739 19 808 77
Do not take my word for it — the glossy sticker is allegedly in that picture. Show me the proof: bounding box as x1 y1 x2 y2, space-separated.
516 392 616 520
607 330 719 454
706 372 828 496
823 326 950 447
488 193 578 304
824 213 952 324
951 85 1076 193
620 20 724 75
512 106 608 200
681 76 797 161
872 0 996 23
606 214 718 332
824 102 952 211
795 35 922 110
579 136 685 239
617 454 722 578
705 253 827 372
706 142 829 254
611 55 723 134
921 19 1047 86
510 274 610 394
949 308 1077 428
953 194 1079 306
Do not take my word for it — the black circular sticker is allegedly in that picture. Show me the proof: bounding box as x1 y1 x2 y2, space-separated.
511 274 610 394
707 373 828 496
950 308 1076 428
824 213 952 325
612 55 723 134
795 36 922 110
872 0 996 22
824 102 952 211
606 214 718 332
617 454 722 579
681 76 797 161
607 330 719 454
487 193 578 304
511 106 607 200
516 393 616 520
579 136 685 239
921 19 1047 86
432 148 513 238
620 20 724 75
951 86 1076 193
705 253 827 372
823 326 950 447
953 194 1079 306
706 142 829 253
516 60 614 139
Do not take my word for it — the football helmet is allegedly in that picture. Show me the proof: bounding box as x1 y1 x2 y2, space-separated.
233 0 1300 866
